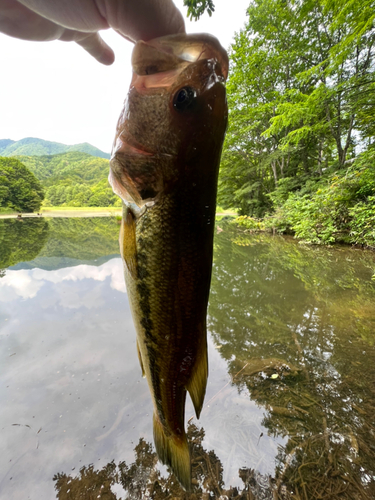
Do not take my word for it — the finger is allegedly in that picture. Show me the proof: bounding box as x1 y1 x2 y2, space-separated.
17 0 110 33
103 0 186 42
75 32 115 65
0 0 66 40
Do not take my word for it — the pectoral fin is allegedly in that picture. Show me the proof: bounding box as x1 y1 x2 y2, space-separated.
120 208 138 279
186 339 208 419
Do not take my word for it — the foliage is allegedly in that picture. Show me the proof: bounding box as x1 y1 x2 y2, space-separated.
268 149 375 246
0 157 44 212
218 0 375 238
232 215 265 231
18 151 107 183
0 137 110 159
18 152 121 208
183 0 215 19
43 179 121 208
349 196 375 246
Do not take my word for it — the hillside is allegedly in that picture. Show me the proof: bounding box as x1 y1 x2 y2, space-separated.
0 137 110 159
18 151 120 208
18 151 109 183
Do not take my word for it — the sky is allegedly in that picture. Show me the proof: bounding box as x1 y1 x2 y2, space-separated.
0 0 249 154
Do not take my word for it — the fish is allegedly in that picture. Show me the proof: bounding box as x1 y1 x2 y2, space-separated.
109 33 228 490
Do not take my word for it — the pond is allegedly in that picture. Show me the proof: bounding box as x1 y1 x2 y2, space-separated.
1 217 375 499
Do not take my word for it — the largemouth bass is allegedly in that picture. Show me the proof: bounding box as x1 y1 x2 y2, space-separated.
109 33 228 490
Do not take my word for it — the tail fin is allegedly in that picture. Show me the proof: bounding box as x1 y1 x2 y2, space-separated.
153 413 191 491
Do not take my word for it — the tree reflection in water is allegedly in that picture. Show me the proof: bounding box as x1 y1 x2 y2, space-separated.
50 223 375 500
0 218 49 274
209 227 375 499
53 423 278 499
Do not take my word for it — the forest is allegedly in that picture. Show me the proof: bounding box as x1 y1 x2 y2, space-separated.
18 152 120 208
215 0 375 246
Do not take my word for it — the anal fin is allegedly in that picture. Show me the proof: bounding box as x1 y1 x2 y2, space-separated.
153 413 191 491
136 339 145 378
186 339 208 419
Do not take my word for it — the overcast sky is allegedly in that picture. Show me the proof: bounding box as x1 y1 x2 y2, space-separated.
0 0 249 153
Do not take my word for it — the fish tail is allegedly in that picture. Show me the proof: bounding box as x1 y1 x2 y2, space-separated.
186 338 208 419
153 413 191 491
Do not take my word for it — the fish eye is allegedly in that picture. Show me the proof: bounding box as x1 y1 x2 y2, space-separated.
173 87 197 111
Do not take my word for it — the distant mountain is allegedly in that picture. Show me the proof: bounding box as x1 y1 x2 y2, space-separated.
0 137 110 159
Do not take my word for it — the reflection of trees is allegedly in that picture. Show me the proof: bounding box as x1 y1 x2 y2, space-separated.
53 423 278 499
0 218 49 270
37 218 120 262
0 217 121 272
209 228 375 499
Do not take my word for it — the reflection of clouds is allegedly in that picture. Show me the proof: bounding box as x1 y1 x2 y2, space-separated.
0 255 146 500
0 271 44 301
0 258 126 303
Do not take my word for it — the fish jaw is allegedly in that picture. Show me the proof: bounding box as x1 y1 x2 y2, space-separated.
112 33 228 490
132 32 228 80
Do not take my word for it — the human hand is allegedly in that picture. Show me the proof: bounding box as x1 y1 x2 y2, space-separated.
0 0 185 65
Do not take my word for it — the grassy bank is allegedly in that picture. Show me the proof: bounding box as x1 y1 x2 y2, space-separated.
0 206 237 219
41 206 121 213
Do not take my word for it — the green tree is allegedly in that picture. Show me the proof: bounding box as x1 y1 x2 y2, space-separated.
0 157 44 212
218 0 375 217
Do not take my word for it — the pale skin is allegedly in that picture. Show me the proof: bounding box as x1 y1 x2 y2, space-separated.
0 0 186 64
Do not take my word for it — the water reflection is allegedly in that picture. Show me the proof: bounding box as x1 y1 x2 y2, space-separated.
53 423 276 499
0 218 49 272
1 218 375 499
209 228 375 498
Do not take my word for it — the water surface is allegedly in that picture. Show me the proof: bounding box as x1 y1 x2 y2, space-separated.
1 218 375 499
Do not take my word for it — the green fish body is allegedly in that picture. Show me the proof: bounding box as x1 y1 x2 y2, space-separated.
109 33 228 490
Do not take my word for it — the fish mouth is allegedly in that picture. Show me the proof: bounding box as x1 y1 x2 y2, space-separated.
112 134 155 157
132 33 229 80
